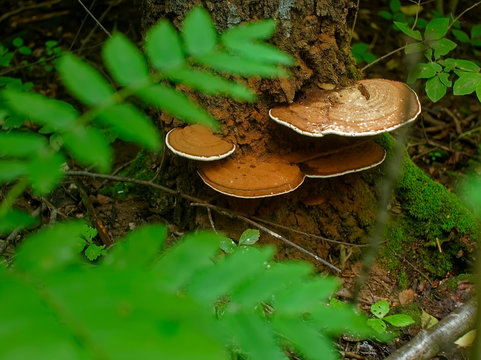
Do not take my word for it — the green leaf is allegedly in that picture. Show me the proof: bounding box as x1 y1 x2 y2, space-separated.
219 238 237 254
0 132 47 157
389 0 401 13
231 262 313 308
0 209 37 234
81 223 97 242
239 229 260 245
224 312 288 360
15 221 85 274
137 84 219 130
443 58 480 72
188 247 274 304
84 243 105 261
394 22 422 41
370 300 390 319
18 46 32 56
0 90 78 132
153 231 223 292
404 42 427 54
420 309 439 329
145 20 184 71
425 76 447 102
95 103 161 150
102 33 149 86
224 41 294 65
438 72 452 87
0 160 27 183
430 38 457 59
452 29 470 43
424 17 450 40
166 67 256 101
182 6 217 57
378 10 392 20
27 152 65 195
400 4 423 16
199 52 288 77
104 224 167 268
273 316 337 360
62 126 112 172
476 82 481 102
57 53 114 106
384 314 415 327
453 72 481 95
221 19 276 42
12 37 24 47
367 318 387 333
274 277 339 315
410 62 442 81
471 24 481 38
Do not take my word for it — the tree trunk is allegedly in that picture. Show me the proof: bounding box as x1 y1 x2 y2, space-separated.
136 0 477 276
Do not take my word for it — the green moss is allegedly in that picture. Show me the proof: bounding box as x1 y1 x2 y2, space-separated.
392 302 422 325
99 150 156 198
397 270 409 290
377 134 479 278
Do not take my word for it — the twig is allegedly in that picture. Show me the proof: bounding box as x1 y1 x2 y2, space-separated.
206 207 216 232
250 216 368 247
70 0 97 51
0 0 62 24
411 0 422 29
191 202 341 273
66 170 341 271
386 298 477 360
361 44 409 72
448 1 481 31
348 0 361 48
77 0 111 37
75 178 113 246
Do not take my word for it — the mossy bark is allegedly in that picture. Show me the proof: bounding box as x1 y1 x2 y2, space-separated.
136 0 478 276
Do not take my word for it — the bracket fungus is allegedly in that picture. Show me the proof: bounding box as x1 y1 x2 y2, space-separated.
198 155 305 199
165 124 235 161
269 79 421 137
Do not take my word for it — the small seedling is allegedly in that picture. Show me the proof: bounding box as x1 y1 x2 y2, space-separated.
79 223 106 261
367 300 415 334
219 228 260 254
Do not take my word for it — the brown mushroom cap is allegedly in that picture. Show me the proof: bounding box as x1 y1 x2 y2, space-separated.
300 140 386 178
166 124 235 161
269 79 421 137
198 155 305 198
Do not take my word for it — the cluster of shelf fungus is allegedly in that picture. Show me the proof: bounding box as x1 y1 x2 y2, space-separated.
165 79 421 199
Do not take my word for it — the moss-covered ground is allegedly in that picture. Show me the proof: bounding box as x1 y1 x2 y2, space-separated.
377 134 479 278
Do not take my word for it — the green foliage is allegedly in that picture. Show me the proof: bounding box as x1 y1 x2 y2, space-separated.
367 300 414 335
351 43 377 64
391 14 481 103
0 223 374 359
0 6 292 233
378 0 425 27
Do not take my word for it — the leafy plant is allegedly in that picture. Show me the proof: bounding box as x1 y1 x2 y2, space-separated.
79 223 106 261
395 16 481 103
220 228 261 254
367 300 415 335
0 222 375 359
452 23 481 48
0 6 293 235
351 43 377 64
378 0 426 28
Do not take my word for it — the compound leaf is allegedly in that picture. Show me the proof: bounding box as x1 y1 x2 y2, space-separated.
137 84 219 130
95 103 161 150
145 20 184 71
57 53 114 106
182 6 217 57
103 33 149 86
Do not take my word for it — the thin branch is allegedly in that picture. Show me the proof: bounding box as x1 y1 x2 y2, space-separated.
77 0 111 37
448 1 481 31
348 0 361 48
386 298 477 360
66 170 342 272
361 44 409 72
0 0 62 24
191 202 341 273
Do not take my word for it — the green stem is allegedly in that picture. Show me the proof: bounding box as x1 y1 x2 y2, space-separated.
0 177 29 217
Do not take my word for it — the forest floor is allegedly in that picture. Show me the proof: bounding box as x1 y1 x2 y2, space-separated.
1 0 480 359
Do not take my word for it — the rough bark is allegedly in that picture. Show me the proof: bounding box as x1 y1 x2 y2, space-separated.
136 0 477 274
